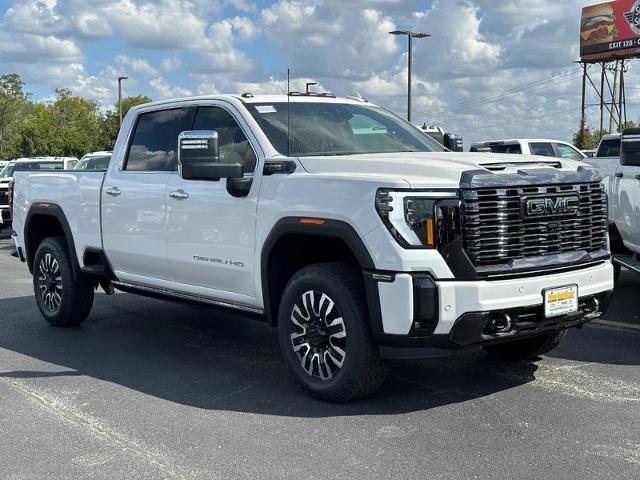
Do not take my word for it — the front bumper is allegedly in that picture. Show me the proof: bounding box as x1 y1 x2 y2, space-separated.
365 261 614 356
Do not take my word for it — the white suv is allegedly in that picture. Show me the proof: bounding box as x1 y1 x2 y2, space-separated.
470 139 586 161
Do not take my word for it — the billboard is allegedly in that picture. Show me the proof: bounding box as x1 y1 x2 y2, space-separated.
580 0 640 60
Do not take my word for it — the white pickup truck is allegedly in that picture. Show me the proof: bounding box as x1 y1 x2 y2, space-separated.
606 129 640 277
10 94 614 401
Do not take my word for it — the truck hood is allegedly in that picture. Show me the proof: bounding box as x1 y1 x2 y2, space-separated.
297 152 583 188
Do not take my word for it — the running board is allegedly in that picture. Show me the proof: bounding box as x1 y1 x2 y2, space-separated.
613 254 640 275
111 280 265 315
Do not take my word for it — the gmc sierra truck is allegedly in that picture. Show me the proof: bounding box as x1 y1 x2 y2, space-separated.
11 93 614 402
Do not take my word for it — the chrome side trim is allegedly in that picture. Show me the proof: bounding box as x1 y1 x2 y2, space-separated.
111 281 264 315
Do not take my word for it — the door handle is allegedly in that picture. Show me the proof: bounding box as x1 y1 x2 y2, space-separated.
105 186 121 196
615 172 624 178
169 190 189 200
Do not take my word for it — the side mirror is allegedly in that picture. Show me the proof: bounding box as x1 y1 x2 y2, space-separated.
620 128 640 167
444 133 464 152
178 130 243 181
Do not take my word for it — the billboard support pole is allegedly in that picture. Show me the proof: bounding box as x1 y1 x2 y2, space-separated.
581 62 587 143
619 59 625 131
600 62 605 135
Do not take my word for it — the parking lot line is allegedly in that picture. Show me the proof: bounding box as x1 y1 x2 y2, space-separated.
592 319 640 332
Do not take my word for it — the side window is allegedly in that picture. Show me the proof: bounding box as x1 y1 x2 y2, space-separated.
193 107 257 173
126 108 195 171
556 143 584 161
529 142 555 157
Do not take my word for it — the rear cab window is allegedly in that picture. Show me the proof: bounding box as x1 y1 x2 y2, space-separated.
528 142 555 157
596 138 620 157
487 144 522 154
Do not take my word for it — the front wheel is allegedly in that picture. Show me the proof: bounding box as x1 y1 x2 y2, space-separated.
483 330 567 361
33 236 94 327
278 262 387 402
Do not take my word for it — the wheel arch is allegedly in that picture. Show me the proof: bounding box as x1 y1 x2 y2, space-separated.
24 203 83 282
261 217 375 326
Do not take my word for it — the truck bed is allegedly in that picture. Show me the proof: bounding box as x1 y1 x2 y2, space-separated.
12 171 106 268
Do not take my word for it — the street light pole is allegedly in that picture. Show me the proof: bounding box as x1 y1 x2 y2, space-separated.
118 76 128 127
389 30 430 123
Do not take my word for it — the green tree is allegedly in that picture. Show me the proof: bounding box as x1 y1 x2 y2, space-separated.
0 73 31 158
9 89 104 158
100 95 152 150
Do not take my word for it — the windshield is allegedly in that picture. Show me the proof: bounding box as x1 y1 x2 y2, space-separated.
247 102 445 156
75 155 111 170
13 161 64 172
0 162 15 178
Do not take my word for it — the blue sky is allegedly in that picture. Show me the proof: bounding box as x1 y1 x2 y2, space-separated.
0 0 635 145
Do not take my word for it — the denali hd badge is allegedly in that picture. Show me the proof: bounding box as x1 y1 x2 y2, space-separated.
521 195 580 218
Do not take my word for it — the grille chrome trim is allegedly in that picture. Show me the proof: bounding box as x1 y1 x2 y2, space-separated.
462 183 608 267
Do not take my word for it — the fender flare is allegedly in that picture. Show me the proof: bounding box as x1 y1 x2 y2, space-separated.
260 217 375 324
24 203 83 282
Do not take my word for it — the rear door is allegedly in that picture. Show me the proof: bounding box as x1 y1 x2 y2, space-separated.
613 161 640 251
102 107 195 282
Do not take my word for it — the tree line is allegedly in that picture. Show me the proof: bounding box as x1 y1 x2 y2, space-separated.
0 73 151 160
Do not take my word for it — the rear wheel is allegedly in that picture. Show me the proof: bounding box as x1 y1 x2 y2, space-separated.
483 330 567 360
278 262 387 402
33 236 94 327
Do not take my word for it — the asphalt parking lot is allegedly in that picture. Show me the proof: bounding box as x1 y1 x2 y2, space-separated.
0 235 639 479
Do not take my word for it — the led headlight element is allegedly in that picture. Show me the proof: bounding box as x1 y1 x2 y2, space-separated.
375 189 459 249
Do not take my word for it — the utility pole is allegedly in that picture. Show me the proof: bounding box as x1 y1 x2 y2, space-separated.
118 76 128 127
389 30 430 123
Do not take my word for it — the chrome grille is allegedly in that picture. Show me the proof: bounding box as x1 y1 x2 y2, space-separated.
462 183 607 266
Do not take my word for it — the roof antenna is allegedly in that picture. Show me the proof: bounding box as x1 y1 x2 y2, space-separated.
287 68 291 158
305 82 318 94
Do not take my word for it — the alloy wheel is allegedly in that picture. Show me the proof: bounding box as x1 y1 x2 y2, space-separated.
38 252 63 313
289 290 347 380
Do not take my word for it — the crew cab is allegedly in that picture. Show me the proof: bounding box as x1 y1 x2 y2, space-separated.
470 139 586 161
607 129 640 278
11 94 614 401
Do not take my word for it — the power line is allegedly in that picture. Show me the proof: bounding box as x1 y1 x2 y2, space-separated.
416 69 582 116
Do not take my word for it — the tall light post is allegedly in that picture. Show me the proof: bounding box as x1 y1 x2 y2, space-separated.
389 30 430 123
117 76 128 127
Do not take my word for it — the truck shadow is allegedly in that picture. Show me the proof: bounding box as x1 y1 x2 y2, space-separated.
548 269 640 366
0 293 539 417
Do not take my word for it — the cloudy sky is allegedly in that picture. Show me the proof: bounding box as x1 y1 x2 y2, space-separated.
0 0 636 146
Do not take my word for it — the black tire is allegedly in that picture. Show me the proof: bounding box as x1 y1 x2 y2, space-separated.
483 330 567 361
278 262 387 402
33 236 94 327
613 263 622 283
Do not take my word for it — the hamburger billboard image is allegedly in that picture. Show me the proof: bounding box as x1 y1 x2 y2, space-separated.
581 0 640 59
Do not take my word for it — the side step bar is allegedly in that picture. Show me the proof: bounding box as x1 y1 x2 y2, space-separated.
613 254 640 275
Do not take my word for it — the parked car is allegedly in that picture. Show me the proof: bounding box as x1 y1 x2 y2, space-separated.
585 133 621 183
0 158 69 232
11 94 614 401
75 152 112 170
606 128 640 278
582 149 596 157
470 139 586 161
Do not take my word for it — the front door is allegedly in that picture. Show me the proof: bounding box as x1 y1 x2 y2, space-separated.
165 105 260 305
102 107 195 283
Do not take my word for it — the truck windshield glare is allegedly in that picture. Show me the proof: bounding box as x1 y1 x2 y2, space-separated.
247 102 445 157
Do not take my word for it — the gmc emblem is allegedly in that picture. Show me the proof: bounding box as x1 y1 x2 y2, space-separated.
522 195 580 217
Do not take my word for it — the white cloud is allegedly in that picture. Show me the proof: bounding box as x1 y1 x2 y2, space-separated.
115 54 159 77
161 56 182 72
150 77 193 99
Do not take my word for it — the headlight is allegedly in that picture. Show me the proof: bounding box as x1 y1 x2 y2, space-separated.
375 189 460 249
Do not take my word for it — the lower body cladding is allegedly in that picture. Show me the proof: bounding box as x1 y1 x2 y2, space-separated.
364 261 615 359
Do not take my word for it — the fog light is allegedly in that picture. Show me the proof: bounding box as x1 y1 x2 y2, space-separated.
485 313 512 335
